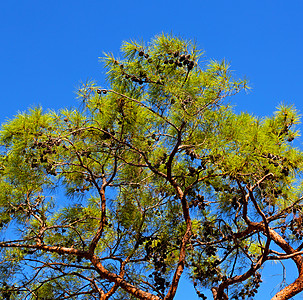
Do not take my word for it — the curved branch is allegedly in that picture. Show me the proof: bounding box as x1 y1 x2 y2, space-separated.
88 183 107 256
91 254 161 300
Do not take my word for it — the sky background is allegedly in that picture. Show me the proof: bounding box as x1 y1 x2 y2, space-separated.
1 0 303 299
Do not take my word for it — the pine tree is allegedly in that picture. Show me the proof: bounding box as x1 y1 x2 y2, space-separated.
0 33 302 300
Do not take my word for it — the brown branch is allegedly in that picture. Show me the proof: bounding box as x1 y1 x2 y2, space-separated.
166 121 185 182
164 188 192 299
88 182 107 256
0 242 89 258
268 249 303 260
247 184 271 264
91 254 161 300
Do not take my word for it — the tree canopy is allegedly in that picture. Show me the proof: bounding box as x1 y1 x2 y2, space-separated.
0 34 302 300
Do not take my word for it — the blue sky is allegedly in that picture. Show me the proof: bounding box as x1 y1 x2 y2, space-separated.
1 1 303 299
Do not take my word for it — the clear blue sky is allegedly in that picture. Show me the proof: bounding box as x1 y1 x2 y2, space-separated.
1 1 303 299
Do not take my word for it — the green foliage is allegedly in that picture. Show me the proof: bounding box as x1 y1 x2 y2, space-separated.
0 33 302 300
